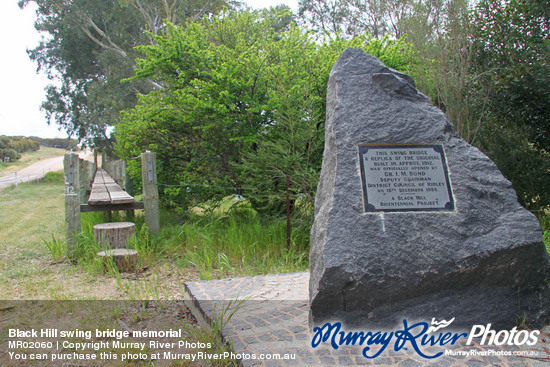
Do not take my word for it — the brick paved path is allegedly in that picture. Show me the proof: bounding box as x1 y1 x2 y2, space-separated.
183 272 549 367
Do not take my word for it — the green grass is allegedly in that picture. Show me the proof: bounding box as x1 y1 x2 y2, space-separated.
0 181 64 298
0 181 125 299
155 214 310 280
43 170 64 183
180 298 243 367
0 182 65 256
60 194 311 281
69 207 310 281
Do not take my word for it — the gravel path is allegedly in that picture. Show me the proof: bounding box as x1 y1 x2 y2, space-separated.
0 155 64 188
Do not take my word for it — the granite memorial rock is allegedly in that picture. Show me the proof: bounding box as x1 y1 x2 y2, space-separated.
309 48 550 328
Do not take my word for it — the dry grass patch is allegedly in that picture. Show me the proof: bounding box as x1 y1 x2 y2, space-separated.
0 181 236 366
0 182 123 300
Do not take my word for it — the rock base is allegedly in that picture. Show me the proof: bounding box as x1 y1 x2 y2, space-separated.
309 48 550 329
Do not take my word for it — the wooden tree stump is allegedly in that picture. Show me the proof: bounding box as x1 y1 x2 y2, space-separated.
93 222 135 249
97 249 138 272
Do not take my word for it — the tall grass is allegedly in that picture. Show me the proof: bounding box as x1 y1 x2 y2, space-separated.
156 212 310 280
42 211 151 275
42 188 311 281
46 201 310 281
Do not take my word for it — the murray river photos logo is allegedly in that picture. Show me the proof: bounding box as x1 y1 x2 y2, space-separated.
311 318 540 359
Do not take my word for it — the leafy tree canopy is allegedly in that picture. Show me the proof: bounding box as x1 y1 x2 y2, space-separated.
471 0 549 151
115 8 414 213
470 0 550 210
298 0 449 40
20 0 234 145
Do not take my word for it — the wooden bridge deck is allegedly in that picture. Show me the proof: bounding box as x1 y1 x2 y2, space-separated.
81 169 144 212
89 169 134 205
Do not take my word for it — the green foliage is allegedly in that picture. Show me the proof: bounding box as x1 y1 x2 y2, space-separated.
298 0 352 36
60 206 309 279
0 148 20 162
33 137 78 150
538 213 550 254
21 0 233 145
470 0 550 210
477 125 550 210
0 136 40 161
298 0 447 40
392 0 550 211
406 0 477 140
115 8 414 216
471 0 549 148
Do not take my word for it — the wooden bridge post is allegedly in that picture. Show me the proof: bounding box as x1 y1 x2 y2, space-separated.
141 151 160 234
64 152 80 196
65 193 80 258
78 159 90 203
64 152 81 257
125 166 135 220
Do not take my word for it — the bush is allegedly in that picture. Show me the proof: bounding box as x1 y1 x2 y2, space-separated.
0 148 21 162
115 9 415 216
0 136 41 162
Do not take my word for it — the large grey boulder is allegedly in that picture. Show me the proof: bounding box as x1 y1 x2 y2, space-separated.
309 48 550 329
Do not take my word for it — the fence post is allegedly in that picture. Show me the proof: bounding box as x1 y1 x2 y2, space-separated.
65 193 80 259
82 160 94 202
64 153 81 254
125 164 135 220
141 151 160 234
119 161 126 188
64 153 80 198
78 158 86 203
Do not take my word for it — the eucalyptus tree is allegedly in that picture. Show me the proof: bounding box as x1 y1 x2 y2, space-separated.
20 0 233 145
470 0 550 210
298 0 435 39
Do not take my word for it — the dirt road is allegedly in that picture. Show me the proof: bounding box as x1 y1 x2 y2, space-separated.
0 155 64 188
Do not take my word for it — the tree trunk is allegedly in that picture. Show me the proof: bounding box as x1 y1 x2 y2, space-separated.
97 249 138 272
93 222 135 249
